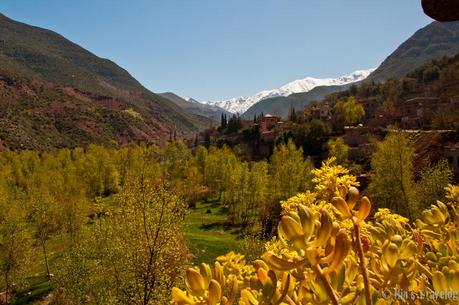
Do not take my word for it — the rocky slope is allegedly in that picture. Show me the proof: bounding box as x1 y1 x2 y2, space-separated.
368 21 459 82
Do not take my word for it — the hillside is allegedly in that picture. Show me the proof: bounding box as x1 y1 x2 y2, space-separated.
368 21 459 82
0 13 211 149
0 75 182 150
159 92 231 122
327 52 459 130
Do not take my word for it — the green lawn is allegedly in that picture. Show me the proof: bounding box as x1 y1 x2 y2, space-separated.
184 199 241 264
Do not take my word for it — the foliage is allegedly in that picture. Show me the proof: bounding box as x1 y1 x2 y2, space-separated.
416 160 453 209
0 139 456 304
368 132 417 219
58 183 190 305
172 160 459 305
326 138 362 175
290 120 331 156
270 140 314 202
333 96 365 126
0 142 315 302
226 115 243 134
327 137 350 167
197 141 314 229
0 196 31 305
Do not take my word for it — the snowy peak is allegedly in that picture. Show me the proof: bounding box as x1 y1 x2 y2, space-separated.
206 69 375 114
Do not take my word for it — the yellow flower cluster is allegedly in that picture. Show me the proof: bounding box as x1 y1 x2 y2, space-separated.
281 191 317 214
374 208 409 225
446 184 459 203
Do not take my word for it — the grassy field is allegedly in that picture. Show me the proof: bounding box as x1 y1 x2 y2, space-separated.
13 234 65 305
184 199 242 264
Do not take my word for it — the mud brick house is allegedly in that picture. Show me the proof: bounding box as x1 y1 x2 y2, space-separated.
361 98 380 120
398 97 459 129
259 114 282 133
310 103 332 120
343 126 375 163
398 97 431 129
254 114 283 141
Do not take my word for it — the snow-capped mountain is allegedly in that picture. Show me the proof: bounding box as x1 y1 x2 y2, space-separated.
205 69 375 114
159 92 231 122
186 97 230 112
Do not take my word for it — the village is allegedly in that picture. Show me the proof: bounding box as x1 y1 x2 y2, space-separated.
195 90 459 181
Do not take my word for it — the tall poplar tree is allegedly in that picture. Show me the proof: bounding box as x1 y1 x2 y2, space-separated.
369 132 417 218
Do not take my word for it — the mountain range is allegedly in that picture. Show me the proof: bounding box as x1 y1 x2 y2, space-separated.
205 69 374 114
159 92 231 122
239 20 459 118
0 13 211 150
242 84 349 119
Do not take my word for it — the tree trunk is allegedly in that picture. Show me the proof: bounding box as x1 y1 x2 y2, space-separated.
5 272 9 305
41 239 51 278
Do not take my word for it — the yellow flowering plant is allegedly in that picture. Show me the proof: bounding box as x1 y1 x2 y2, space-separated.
172 160 459 305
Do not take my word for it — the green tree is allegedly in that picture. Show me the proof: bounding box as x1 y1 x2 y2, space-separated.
288 106 297 122
327 137 350 166
270 140 314 201
246 161 269 225
203 146 238 200
27 184 61 278
227 114 242 133
160 141 192 187
334 96 365 126
59 163 190 305
74 145 121 197
182 162 205 207
368 132 417 218
220 113 227 129
416 159 453 209
223 161 250 223
194 145 208 175
292 120 331 156
0 198 30 304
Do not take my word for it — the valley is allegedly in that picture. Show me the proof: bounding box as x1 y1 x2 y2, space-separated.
0 5 458 305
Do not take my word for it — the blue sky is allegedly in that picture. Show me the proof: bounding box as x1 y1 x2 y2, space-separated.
0 0 431 101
